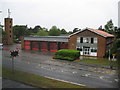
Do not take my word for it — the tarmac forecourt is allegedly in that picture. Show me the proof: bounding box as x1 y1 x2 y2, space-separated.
2 67 92 88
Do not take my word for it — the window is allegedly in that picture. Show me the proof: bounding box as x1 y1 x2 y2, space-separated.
10 35 11 37
86 38 89 43
10 31 11 33
77 47 82 51
77 37 80 43
91 48 97 52
10 20 12 23
83 38 86 43
80 37 83 43
91 38 93 44
94 38 97 43
83 37 89 43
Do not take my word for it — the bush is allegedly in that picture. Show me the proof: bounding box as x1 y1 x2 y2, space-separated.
53 49 80 61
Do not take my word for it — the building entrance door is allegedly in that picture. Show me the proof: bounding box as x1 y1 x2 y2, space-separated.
83 47 90 56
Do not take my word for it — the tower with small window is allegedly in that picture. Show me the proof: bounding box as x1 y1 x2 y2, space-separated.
4 9 13 44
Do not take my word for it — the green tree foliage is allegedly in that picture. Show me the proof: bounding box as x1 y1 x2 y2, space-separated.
110 40 120 55
49 26 61 36
13 25 29 38
60 29 67 34
53 49 80 61
73 28 80 33
104 20 114 34
32 25 42 33
36 30 48 36
114 27 120 38
68 31 73 34
2 31 6 35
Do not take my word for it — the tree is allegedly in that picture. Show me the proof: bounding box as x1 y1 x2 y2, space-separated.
49 26 61 36
73 28 80 33
32 25 42 33
104 20 114 34
36 30 48 36
114 27 120 38
60 29 67 34
68 31 73 34
42 27 48 32
110 40 120 55
13 25 29 38
98 25 104 31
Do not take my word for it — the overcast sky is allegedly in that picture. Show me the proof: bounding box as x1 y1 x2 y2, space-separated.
0 0 119 31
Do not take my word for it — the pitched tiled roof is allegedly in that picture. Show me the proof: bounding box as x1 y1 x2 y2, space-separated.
86 28 114 37
69 27 115 38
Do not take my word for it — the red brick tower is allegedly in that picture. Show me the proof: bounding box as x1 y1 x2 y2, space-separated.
4 9 13 44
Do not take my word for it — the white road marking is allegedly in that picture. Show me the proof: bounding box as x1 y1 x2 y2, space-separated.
44 76 86 86
72 71 77 74
41 66 44 68
100 76 104 79
114 79 119 82
85 74 90 77
50 67 55 70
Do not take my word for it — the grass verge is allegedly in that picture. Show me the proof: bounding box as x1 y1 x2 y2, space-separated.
3 67 89 88
75 58 119 67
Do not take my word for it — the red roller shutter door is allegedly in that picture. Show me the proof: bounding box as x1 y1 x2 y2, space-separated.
50 42 58 52
24 41 31 50
41 42 48 51
32 42 39 50
60 42 68 49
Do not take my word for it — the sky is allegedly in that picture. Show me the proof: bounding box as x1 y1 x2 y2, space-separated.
0 0 119 31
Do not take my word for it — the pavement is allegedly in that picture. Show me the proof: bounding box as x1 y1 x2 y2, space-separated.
1 44 119 88
2 78 36 88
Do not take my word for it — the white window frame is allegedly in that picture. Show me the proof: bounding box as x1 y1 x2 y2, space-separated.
77 37 80 43
83 38 86 43
94 38 98 43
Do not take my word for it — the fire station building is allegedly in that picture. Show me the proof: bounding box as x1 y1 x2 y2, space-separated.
21 28 115 57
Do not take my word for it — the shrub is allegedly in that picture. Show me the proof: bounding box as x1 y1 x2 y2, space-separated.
53 49 80 61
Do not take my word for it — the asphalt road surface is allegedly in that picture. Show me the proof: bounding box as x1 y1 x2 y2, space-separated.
2 78 36 88
1 44 119 88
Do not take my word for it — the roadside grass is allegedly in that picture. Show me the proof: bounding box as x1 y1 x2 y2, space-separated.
2 67 92 88
74 58 119 67
0 67 2 77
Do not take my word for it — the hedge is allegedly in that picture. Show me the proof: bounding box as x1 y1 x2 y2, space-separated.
53 49 80 61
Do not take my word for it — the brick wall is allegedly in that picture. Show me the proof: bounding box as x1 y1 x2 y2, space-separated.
69 30 107 57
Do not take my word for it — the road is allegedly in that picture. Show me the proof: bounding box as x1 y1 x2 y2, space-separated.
2 44 119 88
2 78 36 88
